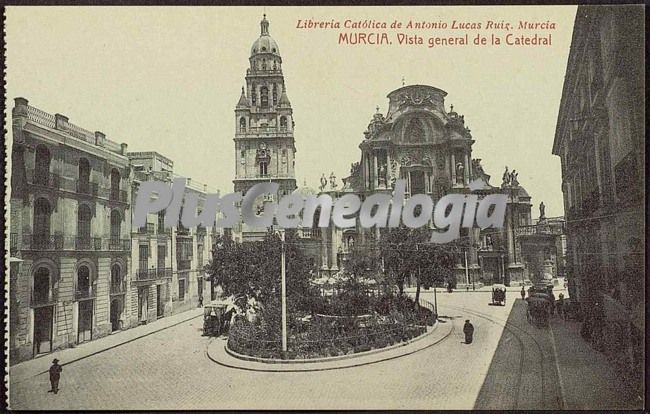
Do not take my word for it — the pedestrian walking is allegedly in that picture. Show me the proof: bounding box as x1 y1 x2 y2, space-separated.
198 295 203 307
49 359 62 394
520 286 526 300
463 320 474 344
557 293 565 320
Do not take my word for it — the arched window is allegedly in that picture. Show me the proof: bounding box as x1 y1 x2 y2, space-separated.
239 117 246 132
111 264 122 293
260 161 268 177
260 86 269 107
280 116 287 129
34 145 51 186
77 204 92 248
77 265 91 297
406 119 425 143
33 267 50 305
110 169 121 201
110 210 121 242
251 85 257 106
272 85 278 106
78 158 91 193
262 59 267 70
34 198 51 249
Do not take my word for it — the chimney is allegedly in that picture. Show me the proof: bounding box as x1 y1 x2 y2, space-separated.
203 184 207 192
55 113 69 129
13 97 29 117
120 143 128 155
95 131 106 146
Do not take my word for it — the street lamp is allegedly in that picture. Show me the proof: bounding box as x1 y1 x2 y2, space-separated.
279 229 287 357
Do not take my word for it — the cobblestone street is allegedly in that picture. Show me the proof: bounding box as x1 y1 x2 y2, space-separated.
9 289 640 410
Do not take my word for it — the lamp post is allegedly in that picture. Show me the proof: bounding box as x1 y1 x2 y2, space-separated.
280 229 287 357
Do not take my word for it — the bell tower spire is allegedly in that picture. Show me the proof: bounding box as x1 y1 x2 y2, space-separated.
260 14 269 36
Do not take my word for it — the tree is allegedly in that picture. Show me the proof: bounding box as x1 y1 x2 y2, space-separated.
207 230 317 309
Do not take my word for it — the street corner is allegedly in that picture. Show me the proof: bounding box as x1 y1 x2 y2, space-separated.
206 320 453 373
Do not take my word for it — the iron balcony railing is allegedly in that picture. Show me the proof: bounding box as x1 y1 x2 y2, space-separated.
75 236 102 250
108 238 131 251
31 171 61 189
136 267 172 281
75 288 95 301
138 223 156 234
110 280 126 295
22 234 64 250
76 181 99 196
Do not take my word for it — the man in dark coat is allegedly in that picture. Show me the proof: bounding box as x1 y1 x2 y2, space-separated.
463 320 474 344
521 286 526 300
49 359 62 394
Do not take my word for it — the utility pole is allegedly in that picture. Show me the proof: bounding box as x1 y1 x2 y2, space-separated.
464 250 469 286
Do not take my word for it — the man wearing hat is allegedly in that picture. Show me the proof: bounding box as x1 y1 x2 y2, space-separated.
49 359 62 394
463 320 474 344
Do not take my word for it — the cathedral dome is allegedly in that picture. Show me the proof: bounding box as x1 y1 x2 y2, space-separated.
250 15 280 56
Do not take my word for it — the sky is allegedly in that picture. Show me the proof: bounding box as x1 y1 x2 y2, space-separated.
5 6 577 217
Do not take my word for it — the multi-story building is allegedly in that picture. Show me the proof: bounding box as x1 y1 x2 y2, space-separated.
9 100 221 364
128 151 218 322
552 5 644 386
9 98 132 363
232 15 297 242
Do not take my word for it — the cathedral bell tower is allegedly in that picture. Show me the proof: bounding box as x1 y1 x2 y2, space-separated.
233 14 297 201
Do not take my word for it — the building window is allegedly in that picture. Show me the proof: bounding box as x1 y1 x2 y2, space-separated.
77 204 92 248
110 169 121 200
111 264 122 293
259 161 268 177
78 158 91 193
34 198 52 239
251 87 257 106
280 116 287 129
110 210 121 241
273 84 278 106
77 265 91 298
260 86 269 107
157 210 166 233
178 279 186 301
157 244 166 269
34 145 51 186
139 244 149 271
33 267 51 305
239 117 246 132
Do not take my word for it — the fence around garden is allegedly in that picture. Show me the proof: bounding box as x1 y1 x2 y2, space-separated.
227 297 437 360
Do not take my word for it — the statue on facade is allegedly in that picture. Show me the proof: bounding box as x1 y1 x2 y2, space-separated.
539 201 546 219
378 164 387 187
502 166 510 186
510 170 519 186
329 171 338 190
319 173 327 191
456 162 465 184
390 159 398 188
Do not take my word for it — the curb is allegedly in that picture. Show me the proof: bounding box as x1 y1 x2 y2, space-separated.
225 323 437 364
14 310 203 383
206 321 454 372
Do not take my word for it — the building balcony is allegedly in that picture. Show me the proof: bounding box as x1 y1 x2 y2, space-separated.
138 223 156 234
76 181 99 196
75 236 102 250
30 172 61 189
299 228 321 239
75 289 95 301
156 267 173 279
108 238 131 251
109 188 128 203
136 267 172 282
22 234 64 250
110 281 126 295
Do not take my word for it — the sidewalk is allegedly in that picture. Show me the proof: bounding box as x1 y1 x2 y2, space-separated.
549 317 643 410
10 307 203 385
